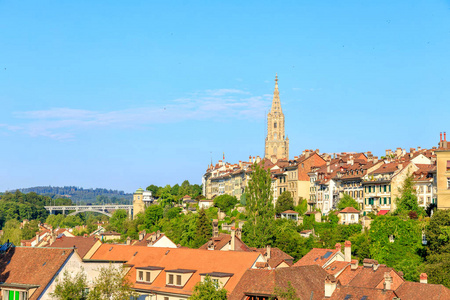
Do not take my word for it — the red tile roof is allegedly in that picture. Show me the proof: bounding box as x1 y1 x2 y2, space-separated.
395 281 450 300
340 207 360 213
229 265 328 300
0 246 73 300
91 244 261 296
293 248 340 267
48 236 98 258
199 233 251 251
329 286 397 300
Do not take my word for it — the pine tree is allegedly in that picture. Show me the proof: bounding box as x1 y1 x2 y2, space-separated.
194 208 212 247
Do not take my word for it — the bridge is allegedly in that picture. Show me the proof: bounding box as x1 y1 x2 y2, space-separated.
44 204 133 217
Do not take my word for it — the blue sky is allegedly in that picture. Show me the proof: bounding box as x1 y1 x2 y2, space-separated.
1 1 449 192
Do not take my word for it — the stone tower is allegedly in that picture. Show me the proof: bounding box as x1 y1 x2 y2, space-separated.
133 188 145 219
265 74 289 162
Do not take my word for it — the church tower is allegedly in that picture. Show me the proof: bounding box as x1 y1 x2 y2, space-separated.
265 74 289 162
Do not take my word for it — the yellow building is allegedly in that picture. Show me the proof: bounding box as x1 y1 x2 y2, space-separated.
133 188 146 218
265 74 289 162
436 132 450 209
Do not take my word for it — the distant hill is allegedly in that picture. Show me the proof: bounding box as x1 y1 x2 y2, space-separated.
12 186 133 204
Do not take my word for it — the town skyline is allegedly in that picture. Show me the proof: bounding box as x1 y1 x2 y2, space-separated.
1 1 450 193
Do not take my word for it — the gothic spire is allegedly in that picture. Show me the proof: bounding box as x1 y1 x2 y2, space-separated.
270 73 282 114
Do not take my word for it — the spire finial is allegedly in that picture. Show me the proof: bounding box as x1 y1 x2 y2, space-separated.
275 73 278 83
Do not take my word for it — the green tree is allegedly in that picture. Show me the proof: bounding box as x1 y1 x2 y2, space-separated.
1 219 22 245
275 191 294 215
337 194 359 210
369 215 423 281
51 269 88 300
395 175 424 217
273 281 300 300
189 275 227 300
108 209 128 233
194 209 212 248
144 205 164 230
146 185 160 197
242 163 275 248
158 185 175 207
22 220 40 240
425 209 450 255
87 264 138 300
294 198 307 215
213 194 238 212
423 253 450 287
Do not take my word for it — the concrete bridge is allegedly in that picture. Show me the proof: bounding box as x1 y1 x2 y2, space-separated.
44 204 133 218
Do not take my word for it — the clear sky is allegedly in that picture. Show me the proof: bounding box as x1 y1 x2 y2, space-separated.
1 1 449 193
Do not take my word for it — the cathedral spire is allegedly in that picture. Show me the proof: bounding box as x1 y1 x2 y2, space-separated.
265 74 289 161
270 73 282 114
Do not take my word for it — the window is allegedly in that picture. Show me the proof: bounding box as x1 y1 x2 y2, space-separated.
274 122 277 128
138 271 143 281
4 290 27 300
164 297 169 300
447 160 450 172
169 274 174 285
177 275 182 286
448 178 450 189
146 272 150 282
384 185 387 192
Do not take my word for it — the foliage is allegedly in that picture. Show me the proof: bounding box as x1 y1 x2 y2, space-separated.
0 191 51 227
425 209 450 255
337 194 359 210
242 163 275 248
194 209 212 248
189 275 227 300
349 230 371 260
17 186 131 205
0 219 23 245
51 269 88 300
87 264 138 300
213 194 238 212
21 220 40 240
275 191 294 215
369 215 423 281
108 209 128 233
395 175 425 217
273 281 300 300
272 219 312 261
423 253 450 287
294 198 307 215
143 205 164 231
165 207 182 219
146 181 202 201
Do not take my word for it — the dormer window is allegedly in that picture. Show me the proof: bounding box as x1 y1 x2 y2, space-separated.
165 269 196 287
199 272 234 289
136 266 164 284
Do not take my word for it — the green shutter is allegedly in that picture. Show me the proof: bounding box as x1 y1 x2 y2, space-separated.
9 290 14 300
15 291 19 300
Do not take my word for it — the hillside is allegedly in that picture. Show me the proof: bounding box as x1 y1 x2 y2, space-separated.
13 186 132 204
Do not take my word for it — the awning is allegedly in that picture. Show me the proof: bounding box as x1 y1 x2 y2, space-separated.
377 210 390 215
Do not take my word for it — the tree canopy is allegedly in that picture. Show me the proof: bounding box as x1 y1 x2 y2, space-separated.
189 275 227 300
213 194 238 212
275 191 294 215
337 194 359 211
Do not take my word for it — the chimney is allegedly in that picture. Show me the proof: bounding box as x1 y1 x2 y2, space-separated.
315 149 320 153
230 227 236 251
236 228 242 239
36 232 40 243
324 275 337 298
126 236 131 245
373 261 379 271
139 230 146 241
417 146 421 151
249 155 252 163
212 219 219 237
327 161 331 173
256 156 261 163
344 241 351 262
384 272 393 290
351 259 358 270
151 233 156 243
420 273 428 284
363 258 374 268
157 230 161 239
440 132 443 142
266 244 271 260
445 132 447 141
335 243 341 252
